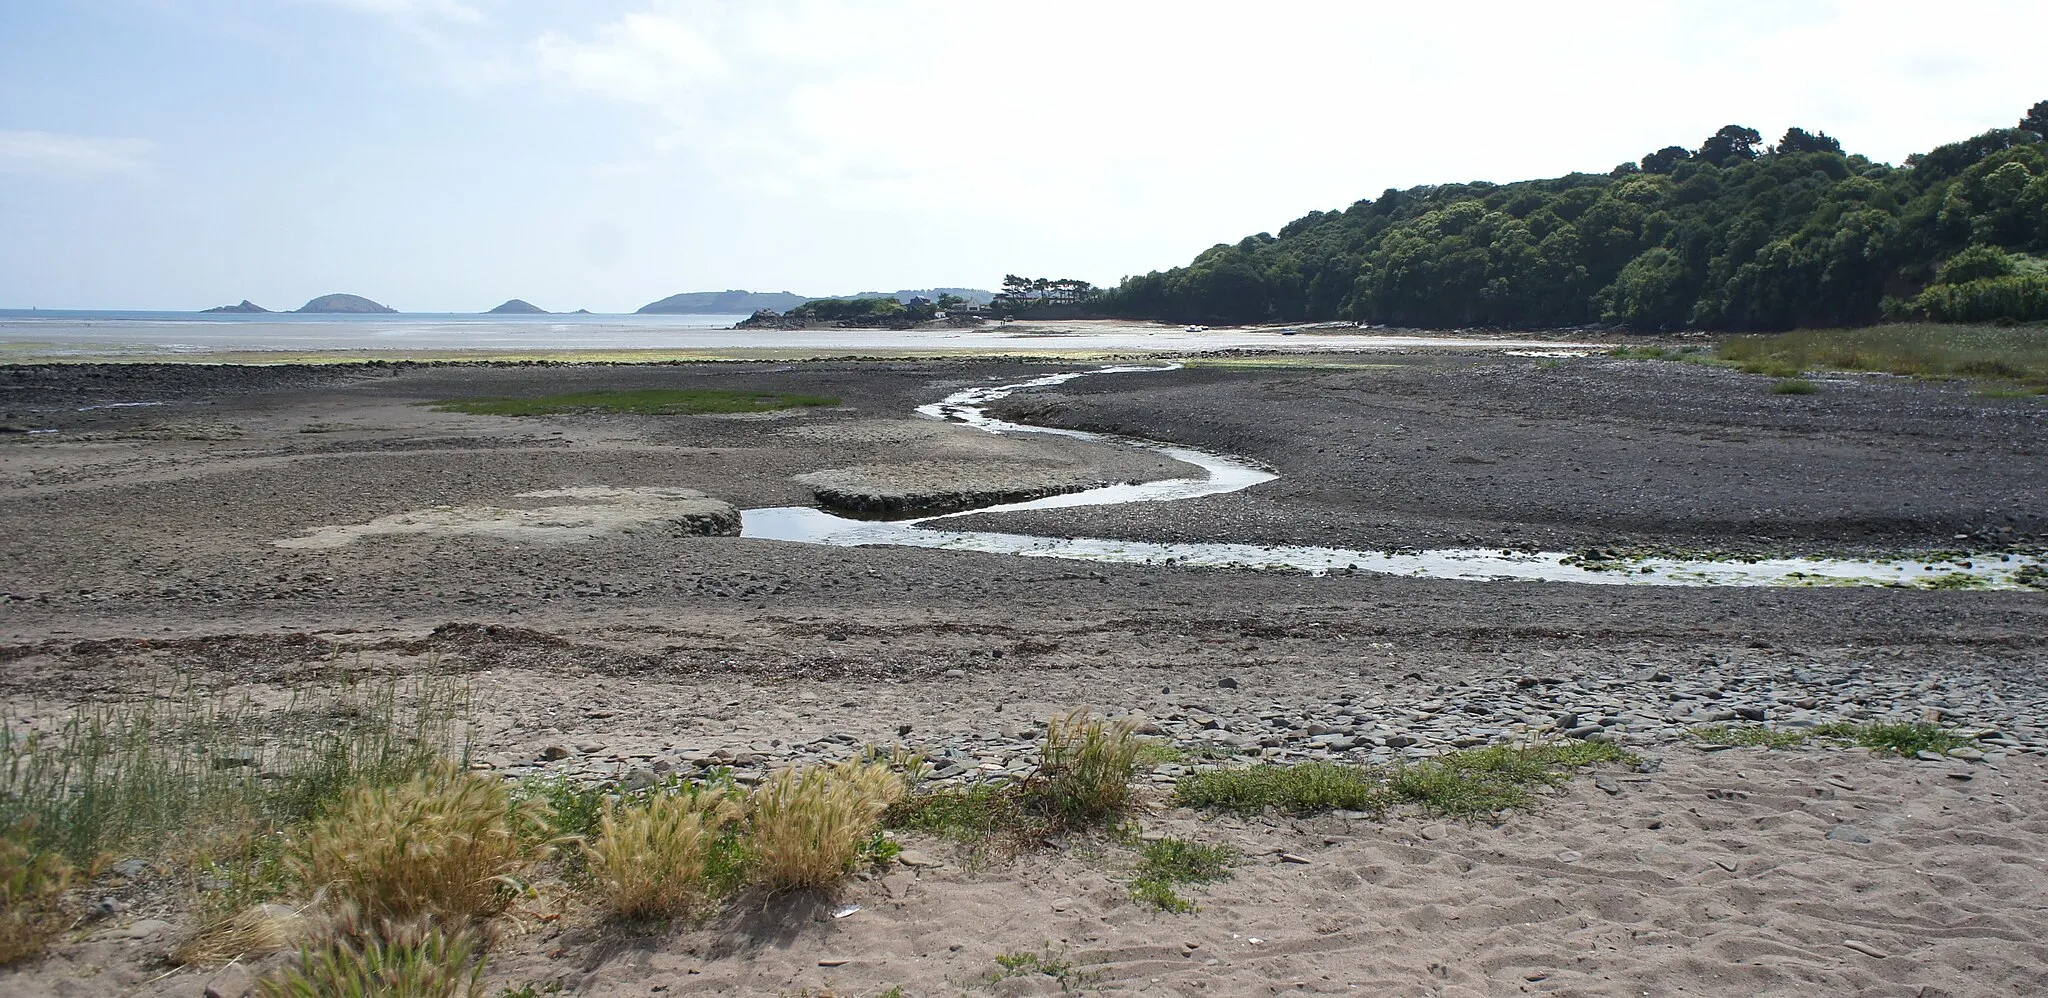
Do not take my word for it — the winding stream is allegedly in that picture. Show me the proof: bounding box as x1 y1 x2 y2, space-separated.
740 366 2044 589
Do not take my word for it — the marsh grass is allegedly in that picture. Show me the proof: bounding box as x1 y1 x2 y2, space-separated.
1772 378 1820 394
427 389 839 417
1175 742 1632 823
1691 721 1970 757
1716 324 2048 389
1130 838 1235 913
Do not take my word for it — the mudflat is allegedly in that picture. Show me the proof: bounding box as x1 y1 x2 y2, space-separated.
3 351 2045 997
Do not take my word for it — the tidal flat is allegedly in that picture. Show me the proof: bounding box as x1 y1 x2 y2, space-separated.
2 345 2045 997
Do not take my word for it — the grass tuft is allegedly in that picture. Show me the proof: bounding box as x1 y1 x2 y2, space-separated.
748 761 904 892
586 785 747 921
428 388 838 417
1130 837 1234 913
1034 710 1141 828
1772 378 1820 394
288 766 548 926
257 920 485 998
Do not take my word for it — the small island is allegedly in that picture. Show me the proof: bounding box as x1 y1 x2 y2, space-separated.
486 299 548 314
296 293 396 314
199 299 271 313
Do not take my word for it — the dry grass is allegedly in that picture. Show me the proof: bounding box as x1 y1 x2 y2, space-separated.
288 766 548 926
0 822 72 966
173 901 312 967
748 761 905 891
1035 711 1141 827
586 786 745 920
257 920 486 998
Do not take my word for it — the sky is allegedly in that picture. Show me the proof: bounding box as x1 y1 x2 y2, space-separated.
2 1 2045 312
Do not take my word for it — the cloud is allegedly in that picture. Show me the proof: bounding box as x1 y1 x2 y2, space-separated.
0 131 155 176
533 13 730 105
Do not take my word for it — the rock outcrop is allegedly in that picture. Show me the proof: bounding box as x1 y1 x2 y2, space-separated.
296 293 396 314
200 300 271 313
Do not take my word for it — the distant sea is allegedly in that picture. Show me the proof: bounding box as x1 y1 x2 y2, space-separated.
0 310 755 354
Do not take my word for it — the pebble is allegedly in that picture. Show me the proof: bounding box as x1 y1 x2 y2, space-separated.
1843 940 1890 959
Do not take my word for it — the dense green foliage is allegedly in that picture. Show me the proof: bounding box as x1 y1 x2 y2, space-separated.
1103 109 2048 330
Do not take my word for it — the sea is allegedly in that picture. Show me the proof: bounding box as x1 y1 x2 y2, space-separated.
0 310 755 355
0 310 1590 356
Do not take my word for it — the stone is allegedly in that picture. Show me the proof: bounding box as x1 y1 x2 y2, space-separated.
881 873 913 899
1217 676 1240 690
204 966 255 998
1826 824 1873 844
1277 852 1311 864
115 918 175 940
1593 776 1622 795
1734 706 1767 721
897 849 944 870
1556 850 1582 863
540 745 571 761
1843 940 1890 959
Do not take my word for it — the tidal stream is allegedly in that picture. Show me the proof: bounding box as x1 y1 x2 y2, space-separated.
740 366 2043 589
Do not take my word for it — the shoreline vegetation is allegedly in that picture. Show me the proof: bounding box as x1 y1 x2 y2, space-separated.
0 681 1655 986
1094 108 2048 331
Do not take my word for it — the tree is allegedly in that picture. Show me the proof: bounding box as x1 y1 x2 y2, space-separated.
1697 125 1763 167
1775 127 1843 156
1641 146 1693 174
2024 100 2048 138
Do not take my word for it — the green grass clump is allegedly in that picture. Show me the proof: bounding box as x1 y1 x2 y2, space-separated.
1716 324 2048 390
427 388 838 417
1175 743 1632 823
1817 721 1969 757
1174 761 1390 817
1033 711 1141 829
1772 378 1820 394
1689 721 1971 757
1130 838 1235 913
884 783 1030 844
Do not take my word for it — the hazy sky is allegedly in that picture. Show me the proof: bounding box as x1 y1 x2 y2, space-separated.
4 1 2045 312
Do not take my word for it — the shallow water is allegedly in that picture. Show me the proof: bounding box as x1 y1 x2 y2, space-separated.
742 366 2045 589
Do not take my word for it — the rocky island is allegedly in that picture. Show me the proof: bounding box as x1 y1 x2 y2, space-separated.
199 299 271 313
295 293 396 314
485 299 548 314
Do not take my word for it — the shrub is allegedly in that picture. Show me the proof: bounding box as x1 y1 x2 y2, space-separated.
1034 711 1141 827
0 822 72 966
288 767 546 926
586 787 745 920
748 761 904 891
258 921 485 998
